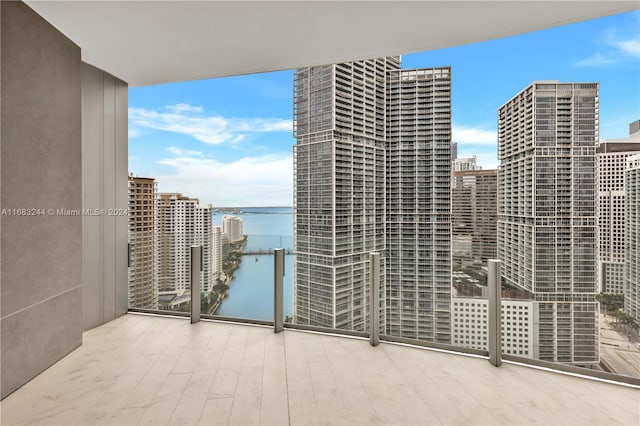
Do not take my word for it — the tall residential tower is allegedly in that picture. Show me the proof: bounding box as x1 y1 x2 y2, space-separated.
293 58 394 331
156 193 213 294
498 81 599 364
222 215 244 242
127 176 157 309
625 154 640 323
596 121 640 294
385 67 452 341
293 58 452 342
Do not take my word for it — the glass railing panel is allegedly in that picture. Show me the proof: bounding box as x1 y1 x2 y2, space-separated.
207 208 294 322
127 206 295 324
208 234 293 322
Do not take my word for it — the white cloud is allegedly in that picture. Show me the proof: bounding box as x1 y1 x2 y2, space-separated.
156 151 293 207
575 52 617 67
166 146 204 157
575 25 640 67
167 103 203 113
615 38 640 57
452 125 496 145
128 127 141 138
128 104 292 145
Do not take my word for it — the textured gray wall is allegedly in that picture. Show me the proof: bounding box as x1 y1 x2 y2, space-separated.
1 1 82 399
81 63 129 331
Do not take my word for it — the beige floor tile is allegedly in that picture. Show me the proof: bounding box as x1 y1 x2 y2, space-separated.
2 314 638 426
199 396 234 425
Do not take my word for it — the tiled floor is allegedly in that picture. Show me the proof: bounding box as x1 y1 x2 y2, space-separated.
1 313 638 425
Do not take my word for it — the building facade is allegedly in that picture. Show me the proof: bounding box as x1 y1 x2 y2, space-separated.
294 58 394 331
222 215 244 242
596 122 640 294
212 225 223 282
386 67 452 342
156 193 213 294
625 154 640 323
127 176 158 309
497 81 599 364
452 169 498 271
452 155 481 171
293 58 452 342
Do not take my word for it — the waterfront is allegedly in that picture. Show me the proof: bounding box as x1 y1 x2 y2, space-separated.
213 207 294 321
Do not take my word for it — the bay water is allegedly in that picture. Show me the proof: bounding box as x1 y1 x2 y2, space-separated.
213 207 294 321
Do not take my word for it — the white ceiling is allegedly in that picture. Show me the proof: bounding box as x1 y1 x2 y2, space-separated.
25 1 639 87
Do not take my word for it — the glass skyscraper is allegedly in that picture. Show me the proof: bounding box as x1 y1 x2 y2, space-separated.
498 81 599 364
293 58 452 342
625 154 640 324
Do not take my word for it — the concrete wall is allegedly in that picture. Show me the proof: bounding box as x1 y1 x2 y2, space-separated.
1 1 82 399
81 63 128 331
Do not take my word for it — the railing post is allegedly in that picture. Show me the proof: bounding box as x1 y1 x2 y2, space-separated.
191 245 202 324
274 248 284 333
488 259 502 366
369 252 380 346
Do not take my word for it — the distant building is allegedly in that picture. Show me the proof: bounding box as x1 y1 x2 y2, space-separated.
596 122 640 294
127 176 157 309
498 81 599 365
222 215 244 242
451 296 535 358
452 142 458 161
453 155 481 171
452 169 498 270
221 233 230 260
212 226 223 281
157 193 213 293
625 153 640 324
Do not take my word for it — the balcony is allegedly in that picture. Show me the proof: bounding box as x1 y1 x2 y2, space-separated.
1 313 638 426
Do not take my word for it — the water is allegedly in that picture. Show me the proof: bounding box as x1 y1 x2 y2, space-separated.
213 207 294 321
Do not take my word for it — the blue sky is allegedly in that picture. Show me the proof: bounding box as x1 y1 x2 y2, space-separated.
129 10 640 207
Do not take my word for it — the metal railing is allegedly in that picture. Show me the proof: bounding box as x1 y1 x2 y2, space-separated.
128 250 640 388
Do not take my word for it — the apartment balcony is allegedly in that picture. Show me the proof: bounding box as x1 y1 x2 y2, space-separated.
1 313 638 426
3 1 640 424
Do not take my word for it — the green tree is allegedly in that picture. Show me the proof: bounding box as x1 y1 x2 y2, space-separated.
597 293 624 316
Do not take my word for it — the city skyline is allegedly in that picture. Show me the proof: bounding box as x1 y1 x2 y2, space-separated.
128 10 640 207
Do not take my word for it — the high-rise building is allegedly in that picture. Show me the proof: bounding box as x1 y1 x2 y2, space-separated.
212 225 223 282
127 176 157 309
452 169 498 271
452 142 458 161
293 58 452 341
294 58 394 331
157 193 213 294
453 155 481 171
596 122 640 294
222 215 244 242
221 233 230 260
498 81 599 364
624 154 640 323
386 67 452 342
